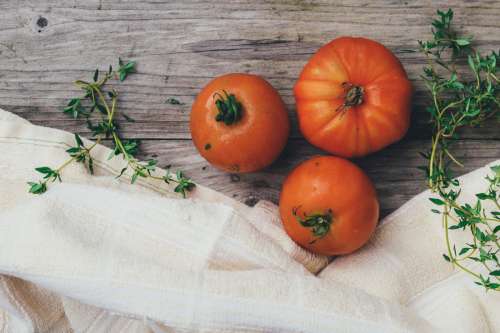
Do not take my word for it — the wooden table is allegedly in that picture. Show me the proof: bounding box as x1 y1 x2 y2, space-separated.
1 1 499 217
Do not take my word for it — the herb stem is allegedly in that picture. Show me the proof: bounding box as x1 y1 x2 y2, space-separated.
95 88 112 117
28 59 194 197
493 198 500 211
109 96 117 126
444 149 464 167
420 9 499 291
444 208 481 280
428 130 442 189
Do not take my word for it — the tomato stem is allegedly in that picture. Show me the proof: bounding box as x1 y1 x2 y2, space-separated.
337 82 364 113
214 90 243 125
292 207 333 244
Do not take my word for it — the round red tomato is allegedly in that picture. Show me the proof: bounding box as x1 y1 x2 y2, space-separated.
190 73 290 173
294 37 412 157
279 156 379 256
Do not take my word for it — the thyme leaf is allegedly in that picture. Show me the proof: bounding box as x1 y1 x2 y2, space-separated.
166 97 183 105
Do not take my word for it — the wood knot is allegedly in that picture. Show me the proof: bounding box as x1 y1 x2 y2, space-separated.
36 16 48 28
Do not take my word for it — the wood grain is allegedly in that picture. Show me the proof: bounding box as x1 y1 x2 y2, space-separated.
0 0 499 217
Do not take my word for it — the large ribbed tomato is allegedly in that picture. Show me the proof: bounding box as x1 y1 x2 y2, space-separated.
294 37 412 157
191 74 289 173
279 156 379 256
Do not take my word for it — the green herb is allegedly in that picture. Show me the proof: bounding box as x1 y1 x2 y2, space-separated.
28 59 195 197
66 133 97 174
63 98 87 119
418 9 499 291
166 97 183 105
117 58 136 81
292 207 333 244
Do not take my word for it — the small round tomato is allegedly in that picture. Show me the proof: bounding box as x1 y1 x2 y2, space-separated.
294 37 412 157
190 73 290 173
279 156 379 256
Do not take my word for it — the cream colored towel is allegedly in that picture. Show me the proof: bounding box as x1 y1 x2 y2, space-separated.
0 108 498 332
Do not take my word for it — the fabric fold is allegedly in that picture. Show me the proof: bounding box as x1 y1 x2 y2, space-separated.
0 108 498 332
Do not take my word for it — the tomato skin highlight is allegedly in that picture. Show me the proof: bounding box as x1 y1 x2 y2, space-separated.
279 156 379 256
190 73 290 173
294 37 412 158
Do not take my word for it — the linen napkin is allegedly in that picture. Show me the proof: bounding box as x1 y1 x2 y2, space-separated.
0 108 498 332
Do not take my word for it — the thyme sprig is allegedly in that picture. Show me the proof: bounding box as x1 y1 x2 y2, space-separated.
28 59 195 197
418 9 499 291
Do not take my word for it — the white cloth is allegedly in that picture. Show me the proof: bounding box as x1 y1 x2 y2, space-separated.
0 108 498 332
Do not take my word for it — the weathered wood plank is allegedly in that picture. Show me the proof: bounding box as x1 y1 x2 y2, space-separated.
0 0 499 216
132 138 499 217
0 1 499 139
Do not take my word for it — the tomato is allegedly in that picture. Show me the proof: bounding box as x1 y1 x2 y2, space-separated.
279 156 379 256
190 73 290 173
294 37 412 157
